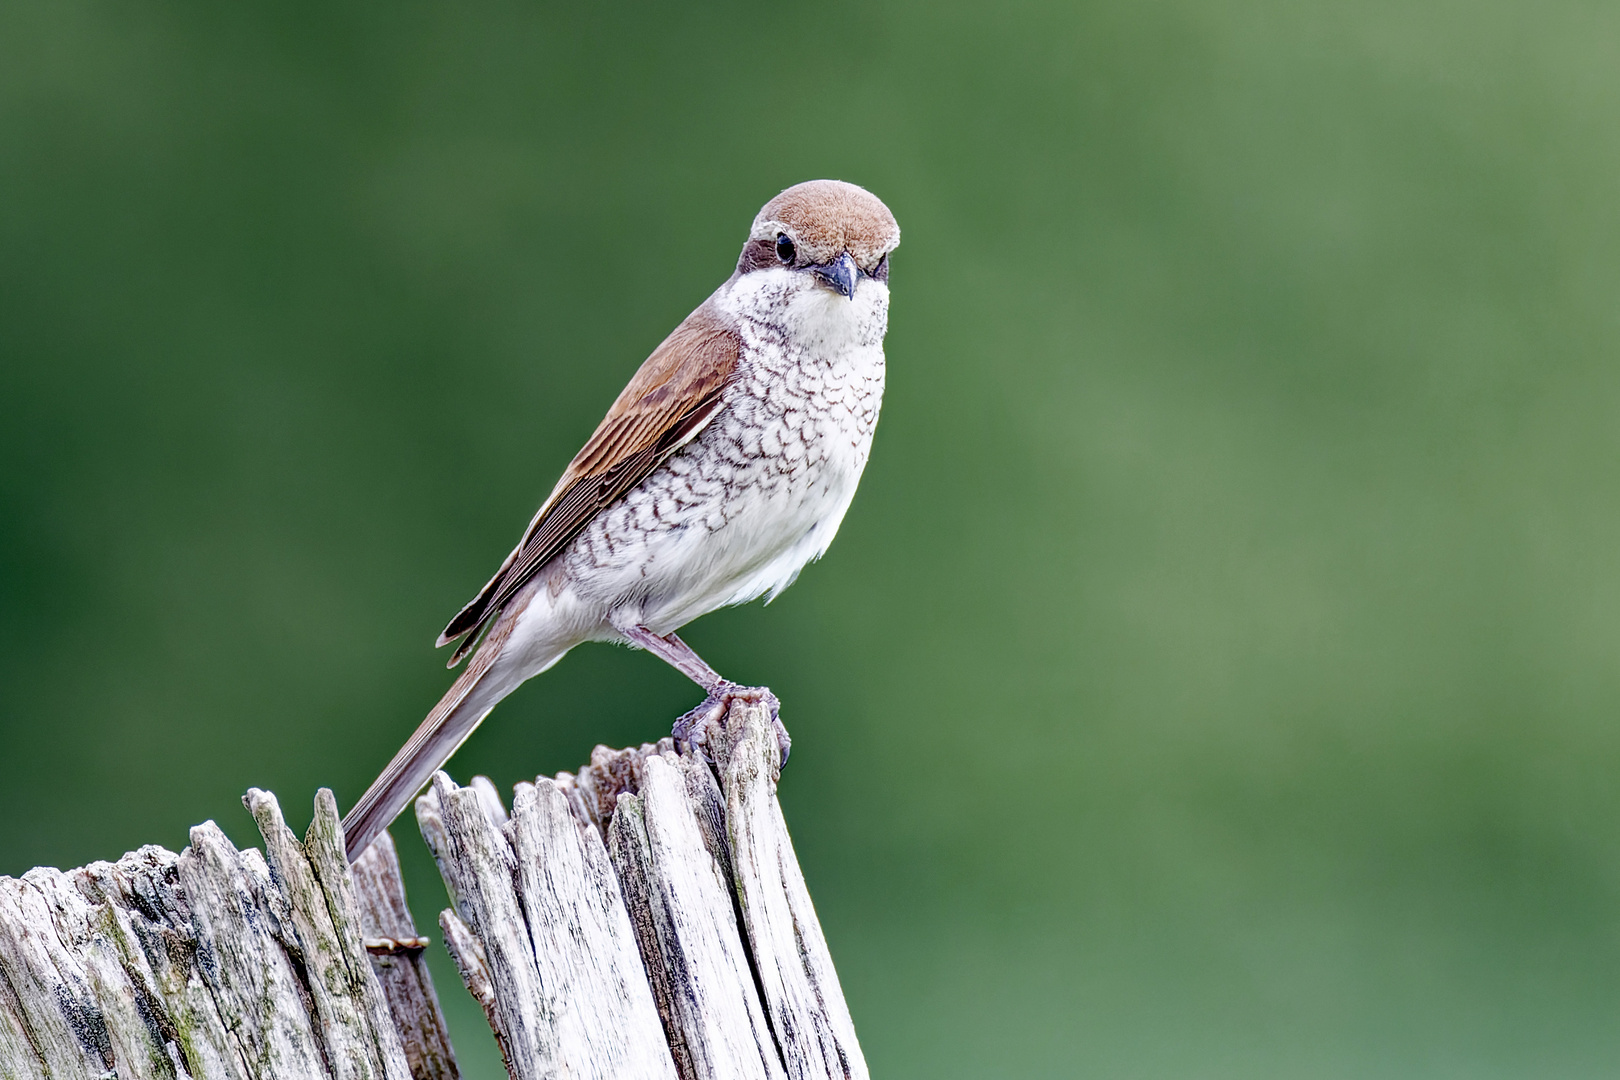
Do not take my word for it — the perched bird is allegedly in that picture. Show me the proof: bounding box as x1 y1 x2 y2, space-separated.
342 180 899 861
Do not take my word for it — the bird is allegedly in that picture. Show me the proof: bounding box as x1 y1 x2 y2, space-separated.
341 180 900 861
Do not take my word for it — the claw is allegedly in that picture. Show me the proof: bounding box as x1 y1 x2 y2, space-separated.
671 696 724 755
772 714 792 765
672 681 791 767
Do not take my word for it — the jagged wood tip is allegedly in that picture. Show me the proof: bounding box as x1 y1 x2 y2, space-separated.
0 788 457 1080
415 699 866 1080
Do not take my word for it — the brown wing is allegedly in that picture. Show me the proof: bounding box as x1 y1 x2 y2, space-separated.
437 301 740 664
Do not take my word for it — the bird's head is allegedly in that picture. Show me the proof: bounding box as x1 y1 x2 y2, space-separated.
735 180 900 305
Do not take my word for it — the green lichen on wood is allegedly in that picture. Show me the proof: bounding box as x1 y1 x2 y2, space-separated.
245 788 410 1080
0 791 445 1080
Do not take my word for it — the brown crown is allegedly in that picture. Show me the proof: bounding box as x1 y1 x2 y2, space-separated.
750 180 900 267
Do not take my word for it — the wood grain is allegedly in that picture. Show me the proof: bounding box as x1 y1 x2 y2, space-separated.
0 789 422 1080
0 700 867 1080
350 831 459 1080
416 699 867 1080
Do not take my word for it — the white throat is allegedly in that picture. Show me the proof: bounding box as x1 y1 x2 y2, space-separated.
719 267 890 353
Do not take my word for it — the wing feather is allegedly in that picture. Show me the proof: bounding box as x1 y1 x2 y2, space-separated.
437 301 739 663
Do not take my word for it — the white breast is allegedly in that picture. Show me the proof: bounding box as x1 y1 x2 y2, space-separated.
564 272 889 635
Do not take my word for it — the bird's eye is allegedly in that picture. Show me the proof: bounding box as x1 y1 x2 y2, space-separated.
775 234 796 264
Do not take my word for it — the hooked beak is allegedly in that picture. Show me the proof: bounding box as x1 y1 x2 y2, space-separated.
812 251 859 300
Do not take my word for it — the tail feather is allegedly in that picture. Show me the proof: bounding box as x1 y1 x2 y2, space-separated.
342 614 518 862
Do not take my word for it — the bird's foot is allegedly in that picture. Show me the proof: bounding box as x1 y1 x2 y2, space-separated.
673 681 790 766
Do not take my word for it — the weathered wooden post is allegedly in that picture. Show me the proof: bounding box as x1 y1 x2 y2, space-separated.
350 833 459 1080
0 787 445 1080
421 699 865 1080
0 699 865 1080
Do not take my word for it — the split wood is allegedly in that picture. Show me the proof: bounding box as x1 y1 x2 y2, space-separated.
0 699 866 1080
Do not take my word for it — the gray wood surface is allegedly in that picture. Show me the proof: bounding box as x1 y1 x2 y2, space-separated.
607 753 785 1080
417 699 868 1080
711 709 867 1080
350 831 459 1080
415 768 675 1080
0 700 866 1080
0 789 422 1080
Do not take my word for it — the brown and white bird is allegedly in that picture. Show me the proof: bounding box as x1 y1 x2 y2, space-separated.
342 180 899 861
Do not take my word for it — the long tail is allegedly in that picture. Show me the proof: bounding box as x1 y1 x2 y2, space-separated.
341 614 520 862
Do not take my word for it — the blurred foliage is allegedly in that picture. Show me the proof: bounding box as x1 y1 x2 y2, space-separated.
4 1 1620 1076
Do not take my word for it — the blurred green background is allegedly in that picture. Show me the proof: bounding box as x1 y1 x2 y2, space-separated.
4 1 1619 1075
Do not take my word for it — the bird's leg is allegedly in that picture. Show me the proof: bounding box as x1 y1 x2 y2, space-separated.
614 621 790 765
615 622 724 688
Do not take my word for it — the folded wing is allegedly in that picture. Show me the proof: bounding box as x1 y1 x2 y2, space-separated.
438 301 740 664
